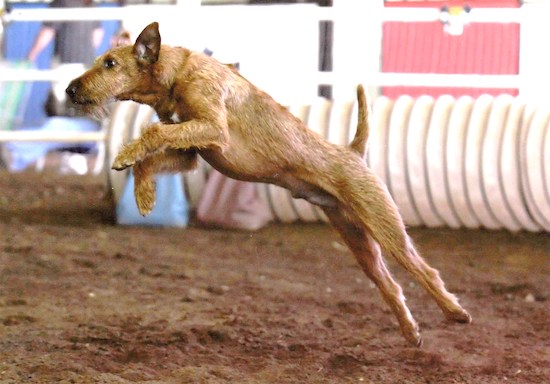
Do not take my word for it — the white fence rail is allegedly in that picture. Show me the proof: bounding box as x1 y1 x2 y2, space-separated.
0 129 105 143
1 3 526 89
2 4 523 23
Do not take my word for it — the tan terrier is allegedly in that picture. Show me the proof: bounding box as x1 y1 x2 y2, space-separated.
66 22 471 346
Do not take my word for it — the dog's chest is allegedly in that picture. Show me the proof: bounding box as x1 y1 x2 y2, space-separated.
170 112 181 123
155 101 188 124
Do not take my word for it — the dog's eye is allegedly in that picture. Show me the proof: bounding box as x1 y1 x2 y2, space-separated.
103 58 116 69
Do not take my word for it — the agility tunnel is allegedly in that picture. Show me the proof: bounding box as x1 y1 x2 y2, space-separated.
105 93 550 233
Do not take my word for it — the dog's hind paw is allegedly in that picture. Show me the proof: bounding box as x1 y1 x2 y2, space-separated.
445 308 472 324
135 180 156 216
404 328 423 348
399 318 423 347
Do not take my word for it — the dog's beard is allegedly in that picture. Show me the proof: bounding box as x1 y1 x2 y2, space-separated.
70 96 114 120
83 103 110 120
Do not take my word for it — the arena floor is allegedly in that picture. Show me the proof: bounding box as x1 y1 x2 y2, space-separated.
0 171 548 383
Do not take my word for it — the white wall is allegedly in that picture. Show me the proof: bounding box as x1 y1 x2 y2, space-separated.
519 3 550 102
332 0 384 100
123 4 319 106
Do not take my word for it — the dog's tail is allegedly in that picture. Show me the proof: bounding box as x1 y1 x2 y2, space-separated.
348 84 370 158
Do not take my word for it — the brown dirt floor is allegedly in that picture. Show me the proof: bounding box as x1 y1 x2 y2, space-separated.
0 170 548 383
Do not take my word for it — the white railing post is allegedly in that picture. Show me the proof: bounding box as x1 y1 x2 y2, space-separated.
332 0 384 100
518 3 550 102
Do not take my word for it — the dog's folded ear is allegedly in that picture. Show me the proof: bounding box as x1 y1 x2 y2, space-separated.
133 22 161 65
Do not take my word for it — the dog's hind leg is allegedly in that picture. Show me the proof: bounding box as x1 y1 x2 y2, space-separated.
323 206 422 346
133 149 198 216
389 237 472 324
341 174 472 325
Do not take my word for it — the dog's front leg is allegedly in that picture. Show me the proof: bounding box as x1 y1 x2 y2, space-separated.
112 120 227 171
133 149 199 216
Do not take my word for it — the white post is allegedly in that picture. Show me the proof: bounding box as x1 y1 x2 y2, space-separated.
518 2 550 102
332 0 384 100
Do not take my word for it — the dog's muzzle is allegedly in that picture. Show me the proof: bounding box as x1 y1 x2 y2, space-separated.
65 79 83 104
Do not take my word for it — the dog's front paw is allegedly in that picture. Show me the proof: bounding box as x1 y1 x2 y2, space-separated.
112 156 135 171
112 144 141 170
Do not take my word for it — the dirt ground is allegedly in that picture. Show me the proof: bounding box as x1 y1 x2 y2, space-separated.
0 170 548 384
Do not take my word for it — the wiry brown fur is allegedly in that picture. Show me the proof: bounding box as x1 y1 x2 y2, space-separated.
67 22 471 346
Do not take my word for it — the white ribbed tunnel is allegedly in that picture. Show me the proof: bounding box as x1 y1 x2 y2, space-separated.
108 94 550 232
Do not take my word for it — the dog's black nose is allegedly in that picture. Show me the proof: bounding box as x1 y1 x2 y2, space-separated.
66 80 80 101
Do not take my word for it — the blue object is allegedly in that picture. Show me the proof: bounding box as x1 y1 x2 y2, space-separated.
3 2 52 126
116 172 189 227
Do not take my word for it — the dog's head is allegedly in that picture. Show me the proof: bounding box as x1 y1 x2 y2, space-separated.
66 22 162 117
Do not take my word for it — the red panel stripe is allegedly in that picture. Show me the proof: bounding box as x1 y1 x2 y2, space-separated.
381 21 520 98
384 1 520 8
